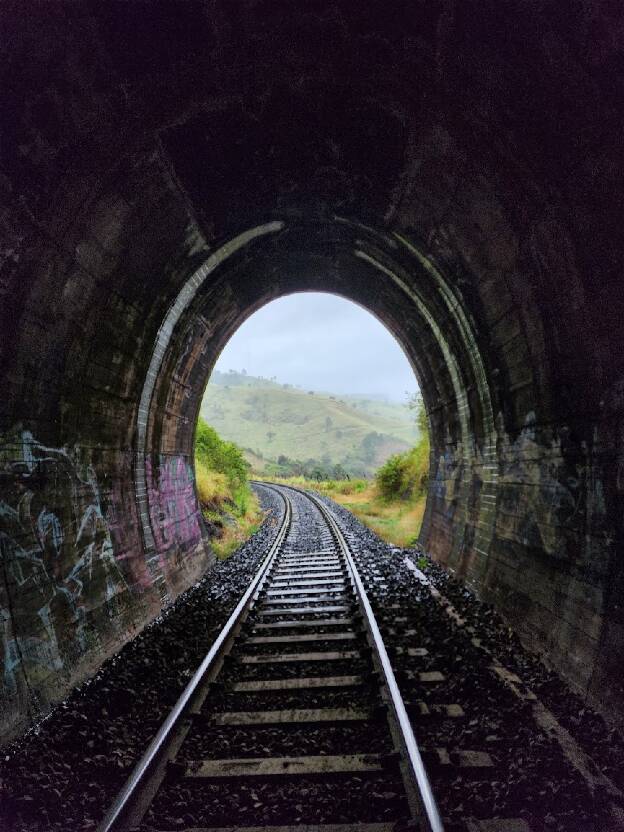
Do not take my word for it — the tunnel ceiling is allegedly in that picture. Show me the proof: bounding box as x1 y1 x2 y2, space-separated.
1 0 624 742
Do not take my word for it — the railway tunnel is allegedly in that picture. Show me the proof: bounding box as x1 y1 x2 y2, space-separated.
1 1 623 746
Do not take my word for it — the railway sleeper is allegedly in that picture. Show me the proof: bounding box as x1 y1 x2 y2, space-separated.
179 752 397 779
280 550 336 556
135 823 399 832
275 564 342 572
269 578 346 588
258 605 353 616
231 675 363 692
237 650 361 664
268 574 346 582
200 706 376 725
404 701 465 719
264 586 347 597
425 748 494 769
272 567 345 576
465 820 533 832
251 617 357 630
245 632 357 644
261 594 350 605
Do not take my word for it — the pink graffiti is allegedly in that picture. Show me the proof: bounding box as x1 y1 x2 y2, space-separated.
146 456 201 556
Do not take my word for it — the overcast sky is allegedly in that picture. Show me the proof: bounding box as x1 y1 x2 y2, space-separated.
213 293 419 402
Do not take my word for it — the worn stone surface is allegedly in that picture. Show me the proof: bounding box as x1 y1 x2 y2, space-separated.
0 1 623 741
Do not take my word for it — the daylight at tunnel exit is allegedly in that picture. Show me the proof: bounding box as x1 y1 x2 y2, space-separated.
1 3 623 832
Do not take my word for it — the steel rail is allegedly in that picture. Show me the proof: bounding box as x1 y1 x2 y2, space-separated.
270 482 445 832
97 486 291 832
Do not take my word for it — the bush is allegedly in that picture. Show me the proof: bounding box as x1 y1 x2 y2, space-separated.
375 435 430 500
195 419 249 491
376 455 405 498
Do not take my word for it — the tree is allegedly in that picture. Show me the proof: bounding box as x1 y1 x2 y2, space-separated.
324 415 333 432
266 431 275 443
407 392 429 436
360 431 382 464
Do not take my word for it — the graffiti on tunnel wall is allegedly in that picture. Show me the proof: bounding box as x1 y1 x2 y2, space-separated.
0 428 130 702
496 412 607 557
145 455 201 559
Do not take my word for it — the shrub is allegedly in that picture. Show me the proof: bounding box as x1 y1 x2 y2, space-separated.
195 419 248 491
375 435 430 500
376 455 406 498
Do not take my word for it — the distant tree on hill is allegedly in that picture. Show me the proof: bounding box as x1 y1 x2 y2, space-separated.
266 431 275 443
360 431 382 463
325 416 332 432
408 392 429 436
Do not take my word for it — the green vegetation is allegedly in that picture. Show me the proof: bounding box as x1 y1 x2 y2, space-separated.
266 395 430 548
194 420 262 559
201 370 419 477
267 473 427 548
375 435 430 500
196 374 430 552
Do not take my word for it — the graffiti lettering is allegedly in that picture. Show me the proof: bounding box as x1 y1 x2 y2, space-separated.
0 428 129 701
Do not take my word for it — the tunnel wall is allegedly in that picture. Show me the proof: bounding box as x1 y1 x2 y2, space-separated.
1 0 623 743
0 147 215 739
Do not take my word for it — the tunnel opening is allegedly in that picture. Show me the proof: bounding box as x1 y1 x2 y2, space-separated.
192 289 428 549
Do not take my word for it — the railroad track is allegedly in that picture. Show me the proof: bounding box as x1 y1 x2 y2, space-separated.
97 482 443 832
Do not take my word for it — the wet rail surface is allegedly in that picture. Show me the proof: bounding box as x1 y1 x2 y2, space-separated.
97 483 442 832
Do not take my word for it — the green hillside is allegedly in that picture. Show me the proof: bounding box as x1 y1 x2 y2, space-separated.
200 371 419 478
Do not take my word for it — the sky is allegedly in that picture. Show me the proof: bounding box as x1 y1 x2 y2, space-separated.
213 292 420 402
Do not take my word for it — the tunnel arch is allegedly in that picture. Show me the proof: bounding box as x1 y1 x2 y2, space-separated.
1 0 623 742
139 218 501 599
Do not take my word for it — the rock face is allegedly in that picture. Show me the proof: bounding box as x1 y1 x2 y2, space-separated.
1 1 623 741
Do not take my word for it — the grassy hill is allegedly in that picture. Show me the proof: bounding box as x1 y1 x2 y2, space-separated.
200 371 419 478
